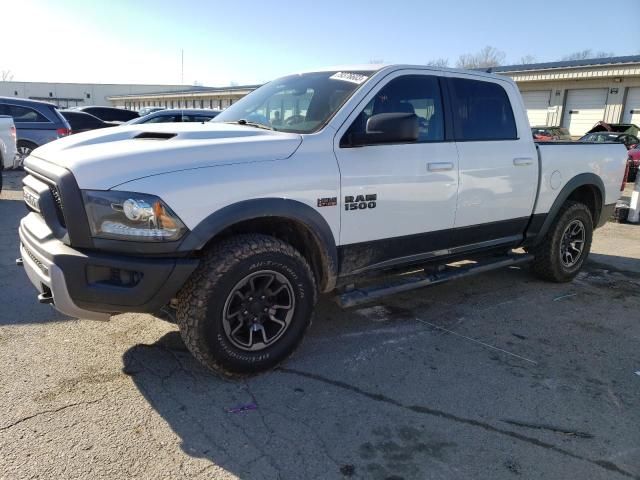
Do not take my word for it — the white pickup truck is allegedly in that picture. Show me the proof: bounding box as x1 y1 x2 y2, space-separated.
18 65 627 375
0 115 17 191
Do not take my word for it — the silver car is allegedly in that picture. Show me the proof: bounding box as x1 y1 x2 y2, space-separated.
126 108 221 125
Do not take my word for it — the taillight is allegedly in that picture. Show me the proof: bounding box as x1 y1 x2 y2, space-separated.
10 126 16 140
621 160 630 191
56 128 71 137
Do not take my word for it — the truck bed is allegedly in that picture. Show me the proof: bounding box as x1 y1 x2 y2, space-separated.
534 142 627 215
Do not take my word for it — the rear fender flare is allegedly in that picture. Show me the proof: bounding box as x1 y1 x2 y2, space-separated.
532 173 604 244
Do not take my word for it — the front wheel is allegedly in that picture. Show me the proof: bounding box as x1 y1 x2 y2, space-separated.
529 201 593 282
176 234 317 377
16 141 37 168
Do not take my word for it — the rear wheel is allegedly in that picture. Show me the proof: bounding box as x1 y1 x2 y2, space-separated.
530 201 593 282
176 234 317 377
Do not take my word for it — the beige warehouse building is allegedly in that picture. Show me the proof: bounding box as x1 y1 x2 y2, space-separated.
6 56 637 137
108 55 640 137
491 55 640 136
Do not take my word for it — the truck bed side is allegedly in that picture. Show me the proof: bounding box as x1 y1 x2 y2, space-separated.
534 142 627 216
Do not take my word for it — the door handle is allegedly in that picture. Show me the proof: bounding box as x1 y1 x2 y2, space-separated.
427 162 454 172
513 157 534 166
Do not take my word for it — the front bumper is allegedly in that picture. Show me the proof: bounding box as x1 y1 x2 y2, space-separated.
19 213 199 320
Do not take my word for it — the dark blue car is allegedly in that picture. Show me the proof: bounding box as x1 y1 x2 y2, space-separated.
0 97 71 166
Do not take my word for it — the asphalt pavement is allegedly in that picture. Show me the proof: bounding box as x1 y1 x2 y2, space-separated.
1 170 639 480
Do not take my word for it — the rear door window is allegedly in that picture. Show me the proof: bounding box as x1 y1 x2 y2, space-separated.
1 104 50 123
449 78 517 141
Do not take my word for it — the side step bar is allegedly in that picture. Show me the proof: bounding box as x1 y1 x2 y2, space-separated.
336 253 533 308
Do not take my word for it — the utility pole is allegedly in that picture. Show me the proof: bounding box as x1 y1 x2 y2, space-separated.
181 49 184 85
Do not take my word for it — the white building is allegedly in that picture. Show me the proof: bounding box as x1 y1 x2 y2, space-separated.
0 81 189 108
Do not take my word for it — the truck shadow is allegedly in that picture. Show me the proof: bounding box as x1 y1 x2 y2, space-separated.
121 327 458 480
0 198 69 324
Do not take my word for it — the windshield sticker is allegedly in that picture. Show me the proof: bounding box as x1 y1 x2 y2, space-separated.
329 72 369 85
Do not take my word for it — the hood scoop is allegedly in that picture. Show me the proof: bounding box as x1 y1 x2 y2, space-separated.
134 131 177 140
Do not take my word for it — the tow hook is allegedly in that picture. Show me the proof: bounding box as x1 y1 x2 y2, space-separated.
16 257 23 266
38 291 54 305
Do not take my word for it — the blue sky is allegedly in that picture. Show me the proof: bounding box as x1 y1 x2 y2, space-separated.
4 0 638 86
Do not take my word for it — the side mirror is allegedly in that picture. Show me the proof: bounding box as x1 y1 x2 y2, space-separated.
347 113 419 147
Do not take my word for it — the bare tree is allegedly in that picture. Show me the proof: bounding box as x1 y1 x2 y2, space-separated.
426 58 449 68
519 55 537 64
456 46 505 69
1 69 14 81
561 49 615 61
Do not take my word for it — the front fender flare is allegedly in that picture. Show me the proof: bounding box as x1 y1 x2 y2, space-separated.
178 198 338 291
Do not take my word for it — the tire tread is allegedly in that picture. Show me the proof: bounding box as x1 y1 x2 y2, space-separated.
176 234 316 378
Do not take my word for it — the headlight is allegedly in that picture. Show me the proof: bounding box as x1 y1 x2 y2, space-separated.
82 190 187 242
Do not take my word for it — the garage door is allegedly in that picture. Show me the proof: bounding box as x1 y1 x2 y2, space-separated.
562 88 608 137
521 90 551 126
623 87 640 125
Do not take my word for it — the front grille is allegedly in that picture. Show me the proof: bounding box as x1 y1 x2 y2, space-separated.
49 184 66 227
22 243 49 276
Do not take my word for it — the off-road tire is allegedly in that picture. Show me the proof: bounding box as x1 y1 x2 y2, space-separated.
529 201 593 282
176 234 317 377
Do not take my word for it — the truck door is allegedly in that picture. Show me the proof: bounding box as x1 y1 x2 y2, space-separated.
334 72 459 274
447 75 538 247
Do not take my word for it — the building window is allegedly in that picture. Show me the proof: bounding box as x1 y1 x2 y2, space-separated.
219 99 223 109
86 93 91 99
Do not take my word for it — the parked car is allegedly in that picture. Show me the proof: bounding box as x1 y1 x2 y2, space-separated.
72 106 139 123
579 132 639 149
138 107 165 117
0 97 71 166
586 121 639 137
18 65 627 376
0 115 17 190
531 126 572 141
60 110 118 134
125 108 221 125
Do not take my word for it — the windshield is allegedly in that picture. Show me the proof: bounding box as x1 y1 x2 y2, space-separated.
212 71 371 133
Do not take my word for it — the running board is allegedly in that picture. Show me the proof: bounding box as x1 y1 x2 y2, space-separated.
336 253 534 308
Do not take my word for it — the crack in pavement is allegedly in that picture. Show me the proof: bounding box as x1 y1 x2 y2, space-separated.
501 419 594 439
0 393 110 432
278 367 639 480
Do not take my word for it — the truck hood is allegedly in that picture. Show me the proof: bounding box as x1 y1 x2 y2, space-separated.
29 122 303 189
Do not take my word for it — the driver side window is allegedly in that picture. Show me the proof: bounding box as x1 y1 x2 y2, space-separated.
344 75 444 144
